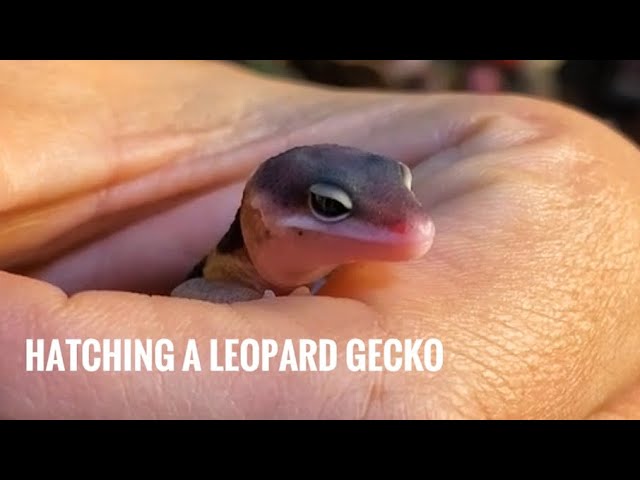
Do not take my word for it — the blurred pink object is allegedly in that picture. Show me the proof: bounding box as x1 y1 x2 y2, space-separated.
466 65 503 92
383 60 432 81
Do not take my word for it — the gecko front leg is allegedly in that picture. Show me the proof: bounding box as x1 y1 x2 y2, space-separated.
171 278 266 303
171 278 312 303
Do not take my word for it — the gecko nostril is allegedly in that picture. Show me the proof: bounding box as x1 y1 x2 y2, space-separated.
390 214 435 240
389 221 410 234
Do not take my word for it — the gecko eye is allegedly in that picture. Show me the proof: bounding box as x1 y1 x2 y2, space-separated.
308 183 352 222
400 162 413 190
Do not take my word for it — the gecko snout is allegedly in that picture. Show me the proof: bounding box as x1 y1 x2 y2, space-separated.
388 211 435 260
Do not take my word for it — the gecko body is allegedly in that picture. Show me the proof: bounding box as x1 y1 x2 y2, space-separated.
171 144 435 303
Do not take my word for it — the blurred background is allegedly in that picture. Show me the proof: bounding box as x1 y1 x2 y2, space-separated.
229 60 640 145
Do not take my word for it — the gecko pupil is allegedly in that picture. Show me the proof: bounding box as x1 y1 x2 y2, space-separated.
309 192 350 220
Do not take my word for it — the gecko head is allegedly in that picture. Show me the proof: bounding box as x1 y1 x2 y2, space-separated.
244 144 435 271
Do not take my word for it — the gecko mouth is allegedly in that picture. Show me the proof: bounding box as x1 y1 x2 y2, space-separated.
278 213 435 261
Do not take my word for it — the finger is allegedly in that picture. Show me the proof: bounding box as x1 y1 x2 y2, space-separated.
0 60 307 270
0 60 280 214
0 271 390 419
27 182 246 296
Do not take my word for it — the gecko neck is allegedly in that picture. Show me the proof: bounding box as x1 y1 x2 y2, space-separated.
202 246 271 293
200 207 292 295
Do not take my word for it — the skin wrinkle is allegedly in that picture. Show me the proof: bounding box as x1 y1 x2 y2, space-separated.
1 154 251 271
487 297 595 417
445 325 526 404
313 379 340 419
314 368 378 420
218 298 366 419
401 372 458 419
453 320 531 373
60 294 156 418
292 300 392 419
0 63 291 211
0 89 114 212
436 355 496 420
0 296 41 417
220 376 248 420
27 184 241 276
590 377 640 419
416 159 538 218
453 349 518 407
68 62 264 198
551 163 640 402
356 370 387 420
65 295 187 419
215 301 273 417
488 316 584 416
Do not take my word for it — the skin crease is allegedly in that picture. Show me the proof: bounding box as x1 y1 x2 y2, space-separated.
0 60 640 419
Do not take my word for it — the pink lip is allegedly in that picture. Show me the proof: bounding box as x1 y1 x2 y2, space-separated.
382 215 435 260
390 221 410 234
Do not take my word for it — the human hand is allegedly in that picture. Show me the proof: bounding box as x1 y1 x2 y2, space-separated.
1 60 639 419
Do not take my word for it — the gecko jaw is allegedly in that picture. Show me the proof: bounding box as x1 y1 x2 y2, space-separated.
245 213 435 290
277 213 435 262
